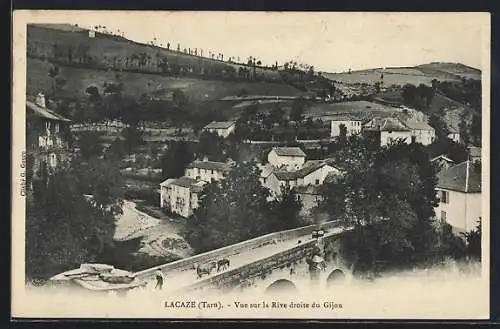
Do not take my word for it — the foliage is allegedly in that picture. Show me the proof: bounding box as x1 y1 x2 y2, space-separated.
319 139 440 273
401 83 434 111
289 98 306 123
196 131 227 162
428 113 450 140
458 119 470 146
461 219 481 260
160 141 195 180
182 161 273 253
426 138 469 163
26 155 123 281
267 185 303 231
76 131 105 158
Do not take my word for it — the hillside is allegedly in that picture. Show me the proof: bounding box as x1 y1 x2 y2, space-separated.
28 24 280 77
322 63 481 87
28 58 307 102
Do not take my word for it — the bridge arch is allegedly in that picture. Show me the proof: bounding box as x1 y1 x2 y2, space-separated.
265 279 297 295
326 269 346 287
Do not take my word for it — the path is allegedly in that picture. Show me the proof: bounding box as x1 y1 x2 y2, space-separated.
114 200 193 259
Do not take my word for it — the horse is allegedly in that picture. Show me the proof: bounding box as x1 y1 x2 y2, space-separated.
217 258 230 272
196 261 217 279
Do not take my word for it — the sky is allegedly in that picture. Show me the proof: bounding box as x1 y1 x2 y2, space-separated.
21 11 489 73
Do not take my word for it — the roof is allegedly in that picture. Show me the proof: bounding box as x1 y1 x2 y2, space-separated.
271 147 306 157
468 146 481 158
26 101 71 122
162 176 208 193
160 178 176 187
363 117 410 132
402 120 435 131
186 160 231 172
203 121 235 130
430 155 454 163
258 164 274 178
436 161 481 193
272 161 339 181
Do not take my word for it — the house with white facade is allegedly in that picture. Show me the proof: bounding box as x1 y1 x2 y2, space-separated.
363 117 413 147
330 116 362 138
435 160 482 234
184 159 231 183
160 159 233 218
267 147 306 170
262 159 342 210
160 176 207 218
202 121 236 138
26 93 71 190
401 120 435 145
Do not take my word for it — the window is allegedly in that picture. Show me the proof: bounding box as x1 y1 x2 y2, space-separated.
440 190 449 204
296 195 301 201
263 177 267 184
441 210 447 221
49 153 57 168
315 179 320 185
55 123 60 133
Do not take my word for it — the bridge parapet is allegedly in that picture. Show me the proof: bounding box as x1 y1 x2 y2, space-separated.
171 226 351 295
134 220 345 282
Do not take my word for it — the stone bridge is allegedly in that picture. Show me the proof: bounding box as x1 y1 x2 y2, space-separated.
133 220 353 295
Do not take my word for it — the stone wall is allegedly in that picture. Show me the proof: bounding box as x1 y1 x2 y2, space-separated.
134 220 344 281
173 229 348 295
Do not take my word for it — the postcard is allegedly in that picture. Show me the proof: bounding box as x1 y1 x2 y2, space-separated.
11 10 490 319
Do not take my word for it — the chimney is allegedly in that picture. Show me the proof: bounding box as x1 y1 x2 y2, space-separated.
36 92 46 108
203 156 208 162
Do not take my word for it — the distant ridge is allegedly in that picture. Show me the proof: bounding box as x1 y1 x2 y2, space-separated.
321 62 481 86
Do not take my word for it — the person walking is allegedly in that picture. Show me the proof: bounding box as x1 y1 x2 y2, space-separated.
155 270 165 290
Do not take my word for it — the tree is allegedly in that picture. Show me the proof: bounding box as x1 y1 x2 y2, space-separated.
319 140 440 274
289 98 306 123
26 155 123 281
182 161 273 253
461 219 481 260
196 131 227 162
160 141 194 180
428 112 450 141
426 138 468 163
458 118 470 146
268 185 303 231
338 124 348 146
76 131 105 159
48 65 61 96
267 104 285 128
470 113 482 146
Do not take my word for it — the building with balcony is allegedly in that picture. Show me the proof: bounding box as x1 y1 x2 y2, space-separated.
26 93 71 187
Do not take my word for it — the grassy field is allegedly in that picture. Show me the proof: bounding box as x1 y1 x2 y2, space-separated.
28 58 307 102
28 24 283 78
305 100 403 121
323 63 480 87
